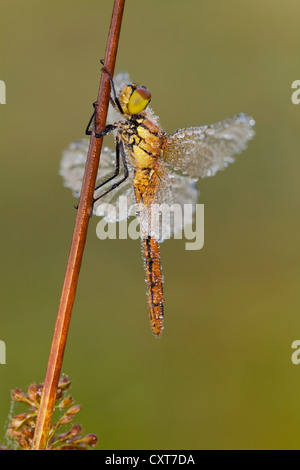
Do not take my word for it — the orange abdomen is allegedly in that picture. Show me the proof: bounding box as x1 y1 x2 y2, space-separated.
142 236 164 337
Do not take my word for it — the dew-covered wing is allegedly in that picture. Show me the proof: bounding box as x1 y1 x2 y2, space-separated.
138 169 198 242
163 113 255 178
59 138 135 221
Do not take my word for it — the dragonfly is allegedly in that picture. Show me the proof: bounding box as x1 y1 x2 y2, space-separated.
60 71 255 338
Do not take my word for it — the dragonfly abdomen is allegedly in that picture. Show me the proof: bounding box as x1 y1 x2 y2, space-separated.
142 236 164 337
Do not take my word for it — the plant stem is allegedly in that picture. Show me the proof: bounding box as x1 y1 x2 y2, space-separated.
32 0 126 450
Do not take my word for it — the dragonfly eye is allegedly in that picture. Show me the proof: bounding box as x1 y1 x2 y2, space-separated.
127 86 151 115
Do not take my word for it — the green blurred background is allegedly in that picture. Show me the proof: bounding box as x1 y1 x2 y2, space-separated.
1 0 300 450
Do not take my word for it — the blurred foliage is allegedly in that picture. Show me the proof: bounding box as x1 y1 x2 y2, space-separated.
1 0 300 450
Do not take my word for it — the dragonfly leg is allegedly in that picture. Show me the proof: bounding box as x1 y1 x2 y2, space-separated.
73 137 120 212
100 59 124 115
85 102 116 138
94 138 120 192
93 140 129 204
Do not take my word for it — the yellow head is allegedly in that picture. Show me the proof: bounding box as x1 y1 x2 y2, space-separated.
118 84 151 116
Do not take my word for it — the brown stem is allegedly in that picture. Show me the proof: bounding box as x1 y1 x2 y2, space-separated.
32 0 126 450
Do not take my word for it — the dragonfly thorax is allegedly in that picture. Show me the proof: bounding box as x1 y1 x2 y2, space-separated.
118 115 166 171
118 84 151 116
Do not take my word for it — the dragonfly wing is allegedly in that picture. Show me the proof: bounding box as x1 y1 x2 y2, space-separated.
138 167 198 242
163 113 255 178
156 172 198 241
94 180 136 222
60 138 91 197
60 138 135 222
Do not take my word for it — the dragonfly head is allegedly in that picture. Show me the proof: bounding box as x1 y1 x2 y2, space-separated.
118 84 151 116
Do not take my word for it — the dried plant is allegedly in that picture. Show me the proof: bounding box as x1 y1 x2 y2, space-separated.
32 0 125 449
1 376 97 450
